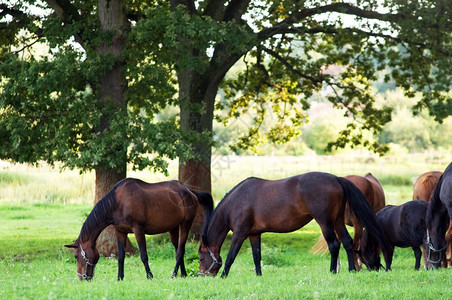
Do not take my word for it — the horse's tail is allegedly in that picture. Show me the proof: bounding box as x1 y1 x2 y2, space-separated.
337 177 391 269
189 189 214 231
310 235 329 256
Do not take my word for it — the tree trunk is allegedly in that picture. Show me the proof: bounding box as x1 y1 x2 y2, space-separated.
178 69 217 239
94 0 136 257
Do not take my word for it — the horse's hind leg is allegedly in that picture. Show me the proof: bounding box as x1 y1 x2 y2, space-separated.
169 227 188 277
249 234 262 276
133 228 153 279
352 223 363 270
318 224 341 273
335 224 355 272
413 247 422 270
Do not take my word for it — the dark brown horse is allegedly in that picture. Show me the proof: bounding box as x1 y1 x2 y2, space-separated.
311 173 386 270
412 171 452 268
65 178 213 280
424 163 452 269
360 200 429 270
198 172 391 277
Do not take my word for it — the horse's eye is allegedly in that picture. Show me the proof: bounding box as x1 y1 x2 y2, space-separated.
200 257 204 262
75 255 79 259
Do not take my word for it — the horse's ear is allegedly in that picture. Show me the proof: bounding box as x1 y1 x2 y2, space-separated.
64 241 78 249
201 235 209 247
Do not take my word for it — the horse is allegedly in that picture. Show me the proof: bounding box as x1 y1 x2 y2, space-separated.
413 171 443 201
412 171 452 268
198 172 391 277
65 178 214 280
311 173 385 270
424 162 452 268
360 200 428 270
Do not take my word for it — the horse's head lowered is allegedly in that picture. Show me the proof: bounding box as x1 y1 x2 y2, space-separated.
65 240 99 280
358 229 383 271
424 228 447 269
198 236 222 276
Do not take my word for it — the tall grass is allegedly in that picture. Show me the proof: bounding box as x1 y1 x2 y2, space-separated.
1 152 449 205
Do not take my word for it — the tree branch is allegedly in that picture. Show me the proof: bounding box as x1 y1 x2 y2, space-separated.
223 0 251 24
0 4 43 37
261 46 323 86
257 2 398 42
44 0 86 48
204 0 227 21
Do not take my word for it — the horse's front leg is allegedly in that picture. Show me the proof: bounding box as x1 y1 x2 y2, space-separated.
133 228 153 279
116 230 127 281
249 234 262 276
221 233 247 278
413 246 422 270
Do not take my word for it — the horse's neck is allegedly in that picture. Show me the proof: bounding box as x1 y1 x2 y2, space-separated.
427 186 448 232
206 210 230 251
79 212 112 245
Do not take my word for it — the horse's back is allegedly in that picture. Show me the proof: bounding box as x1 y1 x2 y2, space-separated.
413 171 442 201
365 173 386 211
220 172 343 233
377 201 428 247
113 178 197 234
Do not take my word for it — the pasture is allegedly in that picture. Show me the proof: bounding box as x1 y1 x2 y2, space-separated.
0 153 451 298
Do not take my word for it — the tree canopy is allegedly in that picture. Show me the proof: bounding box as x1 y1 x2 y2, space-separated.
0 0 189 174
1 0 451 176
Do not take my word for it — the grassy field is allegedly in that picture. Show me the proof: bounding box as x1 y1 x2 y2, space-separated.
0 154 451 299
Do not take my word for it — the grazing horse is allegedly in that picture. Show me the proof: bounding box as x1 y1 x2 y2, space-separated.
413 171 443 201
360 200 428 270
65 178 214 280
424 163 452 268
311 173 386 270
198 172 391 277
412 171 452 268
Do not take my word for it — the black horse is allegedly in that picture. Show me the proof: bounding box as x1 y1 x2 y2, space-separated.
198 172 391 277
424 162 452 268
360 200 428 270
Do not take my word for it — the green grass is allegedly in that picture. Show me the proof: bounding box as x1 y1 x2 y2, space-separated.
0 154 451 299
1 202 451 299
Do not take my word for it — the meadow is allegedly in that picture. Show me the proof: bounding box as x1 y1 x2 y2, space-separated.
0 153 451 299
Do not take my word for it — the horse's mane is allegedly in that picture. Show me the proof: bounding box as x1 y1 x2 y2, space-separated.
202 177 254 241
426 172 445 227
79 180 126 242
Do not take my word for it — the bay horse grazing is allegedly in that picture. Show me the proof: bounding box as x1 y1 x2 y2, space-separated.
360 200 428 270
65 178 213 280
413 171 442 201
311 173 385 270
198 172 391 277
425 162 452 268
